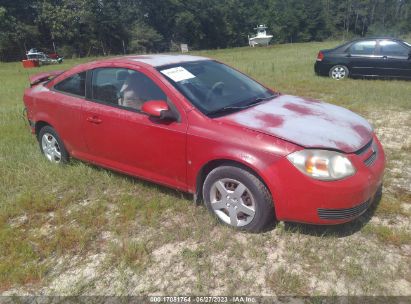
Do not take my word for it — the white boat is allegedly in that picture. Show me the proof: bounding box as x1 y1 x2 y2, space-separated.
248 25 273 47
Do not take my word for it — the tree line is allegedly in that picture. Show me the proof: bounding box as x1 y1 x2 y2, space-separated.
1 0 410 61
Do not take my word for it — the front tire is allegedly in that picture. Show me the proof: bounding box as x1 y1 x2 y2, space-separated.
329 65 349 80
202 165 275 232
38 126 69 163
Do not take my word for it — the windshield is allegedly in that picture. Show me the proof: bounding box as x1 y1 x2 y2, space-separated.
158 60 275 116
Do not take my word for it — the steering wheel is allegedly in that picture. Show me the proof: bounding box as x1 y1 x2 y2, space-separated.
205 81 224 104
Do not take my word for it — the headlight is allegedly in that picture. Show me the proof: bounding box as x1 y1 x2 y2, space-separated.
287 149 356 181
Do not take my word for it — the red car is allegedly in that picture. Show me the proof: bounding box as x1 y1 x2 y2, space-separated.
23 55 385 232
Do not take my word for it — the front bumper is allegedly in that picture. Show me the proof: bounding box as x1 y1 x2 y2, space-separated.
267 134 385 224
317 193 378 220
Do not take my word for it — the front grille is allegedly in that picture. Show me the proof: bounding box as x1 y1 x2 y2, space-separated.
354 139 378 167
318 199 372 220
364 151 377 167
354 139 373 155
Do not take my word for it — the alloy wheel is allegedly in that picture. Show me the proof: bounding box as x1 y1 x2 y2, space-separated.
41 133 62 163
209 178 256 227
331 66 347 80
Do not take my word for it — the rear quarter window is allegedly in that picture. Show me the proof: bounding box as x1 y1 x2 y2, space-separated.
54 72 86 97
350 40 376 55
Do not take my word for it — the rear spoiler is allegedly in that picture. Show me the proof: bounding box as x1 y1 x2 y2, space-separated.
29 70 65 87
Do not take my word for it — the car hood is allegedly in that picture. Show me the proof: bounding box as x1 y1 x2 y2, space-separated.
218 95 373 153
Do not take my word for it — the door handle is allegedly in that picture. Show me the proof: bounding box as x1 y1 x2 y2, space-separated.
383 56 388 60
86 116 102 124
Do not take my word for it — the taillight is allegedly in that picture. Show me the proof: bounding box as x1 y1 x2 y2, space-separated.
316 51 324 61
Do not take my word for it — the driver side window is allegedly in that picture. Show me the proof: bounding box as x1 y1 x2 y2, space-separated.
379 40 408 57
91 68 166 111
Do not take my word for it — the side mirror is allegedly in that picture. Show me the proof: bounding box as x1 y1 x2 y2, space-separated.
141 100 176 120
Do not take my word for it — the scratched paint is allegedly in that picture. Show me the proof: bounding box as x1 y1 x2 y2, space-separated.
254 113 284 128
220 95 373 153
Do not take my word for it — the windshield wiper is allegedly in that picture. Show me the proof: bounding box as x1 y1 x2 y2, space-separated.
207 94 278 117
246 93 279 106
207 105 249 116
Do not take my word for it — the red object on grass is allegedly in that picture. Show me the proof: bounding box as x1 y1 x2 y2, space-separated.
22 60 39 68
48 53 60 59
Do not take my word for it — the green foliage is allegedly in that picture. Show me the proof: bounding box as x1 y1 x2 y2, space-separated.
0 0 410 60
128 23 165 54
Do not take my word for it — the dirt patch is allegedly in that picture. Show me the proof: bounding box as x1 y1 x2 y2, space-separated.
2 109 411 296
368 110 411 193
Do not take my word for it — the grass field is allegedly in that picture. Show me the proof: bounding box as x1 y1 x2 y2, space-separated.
0 41 410 296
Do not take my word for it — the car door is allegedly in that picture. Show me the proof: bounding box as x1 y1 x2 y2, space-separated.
45 71 88 156
347 40 379 76
81 66 188 190
375 39 411 78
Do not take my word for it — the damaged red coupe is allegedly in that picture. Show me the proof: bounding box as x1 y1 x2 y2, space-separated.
23 55 385 232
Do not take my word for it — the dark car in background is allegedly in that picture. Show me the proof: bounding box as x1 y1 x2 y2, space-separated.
314 37 411 80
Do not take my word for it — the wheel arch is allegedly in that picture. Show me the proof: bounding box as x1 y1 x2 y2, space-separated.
195 158 273 206
35 120 53 138
337 63 350 69
35 121 70 162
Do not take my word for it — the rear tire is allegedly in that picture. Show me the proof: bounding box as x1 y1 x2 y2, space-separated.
202 165 275 232
329 65 349 80
38 126 69 164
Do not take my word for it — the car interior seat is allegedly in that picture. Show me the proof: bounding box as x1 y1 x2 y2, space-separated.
94 84 119 104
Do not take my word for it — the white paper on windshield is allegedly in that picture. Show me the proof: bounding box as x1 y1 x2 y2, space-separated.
160 66 195 82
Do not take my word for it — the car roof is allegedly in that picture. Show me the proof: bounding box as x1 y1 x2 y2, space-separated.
100 54 209 67
50 54 211 86
330 37 410 51
350 36 407 42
